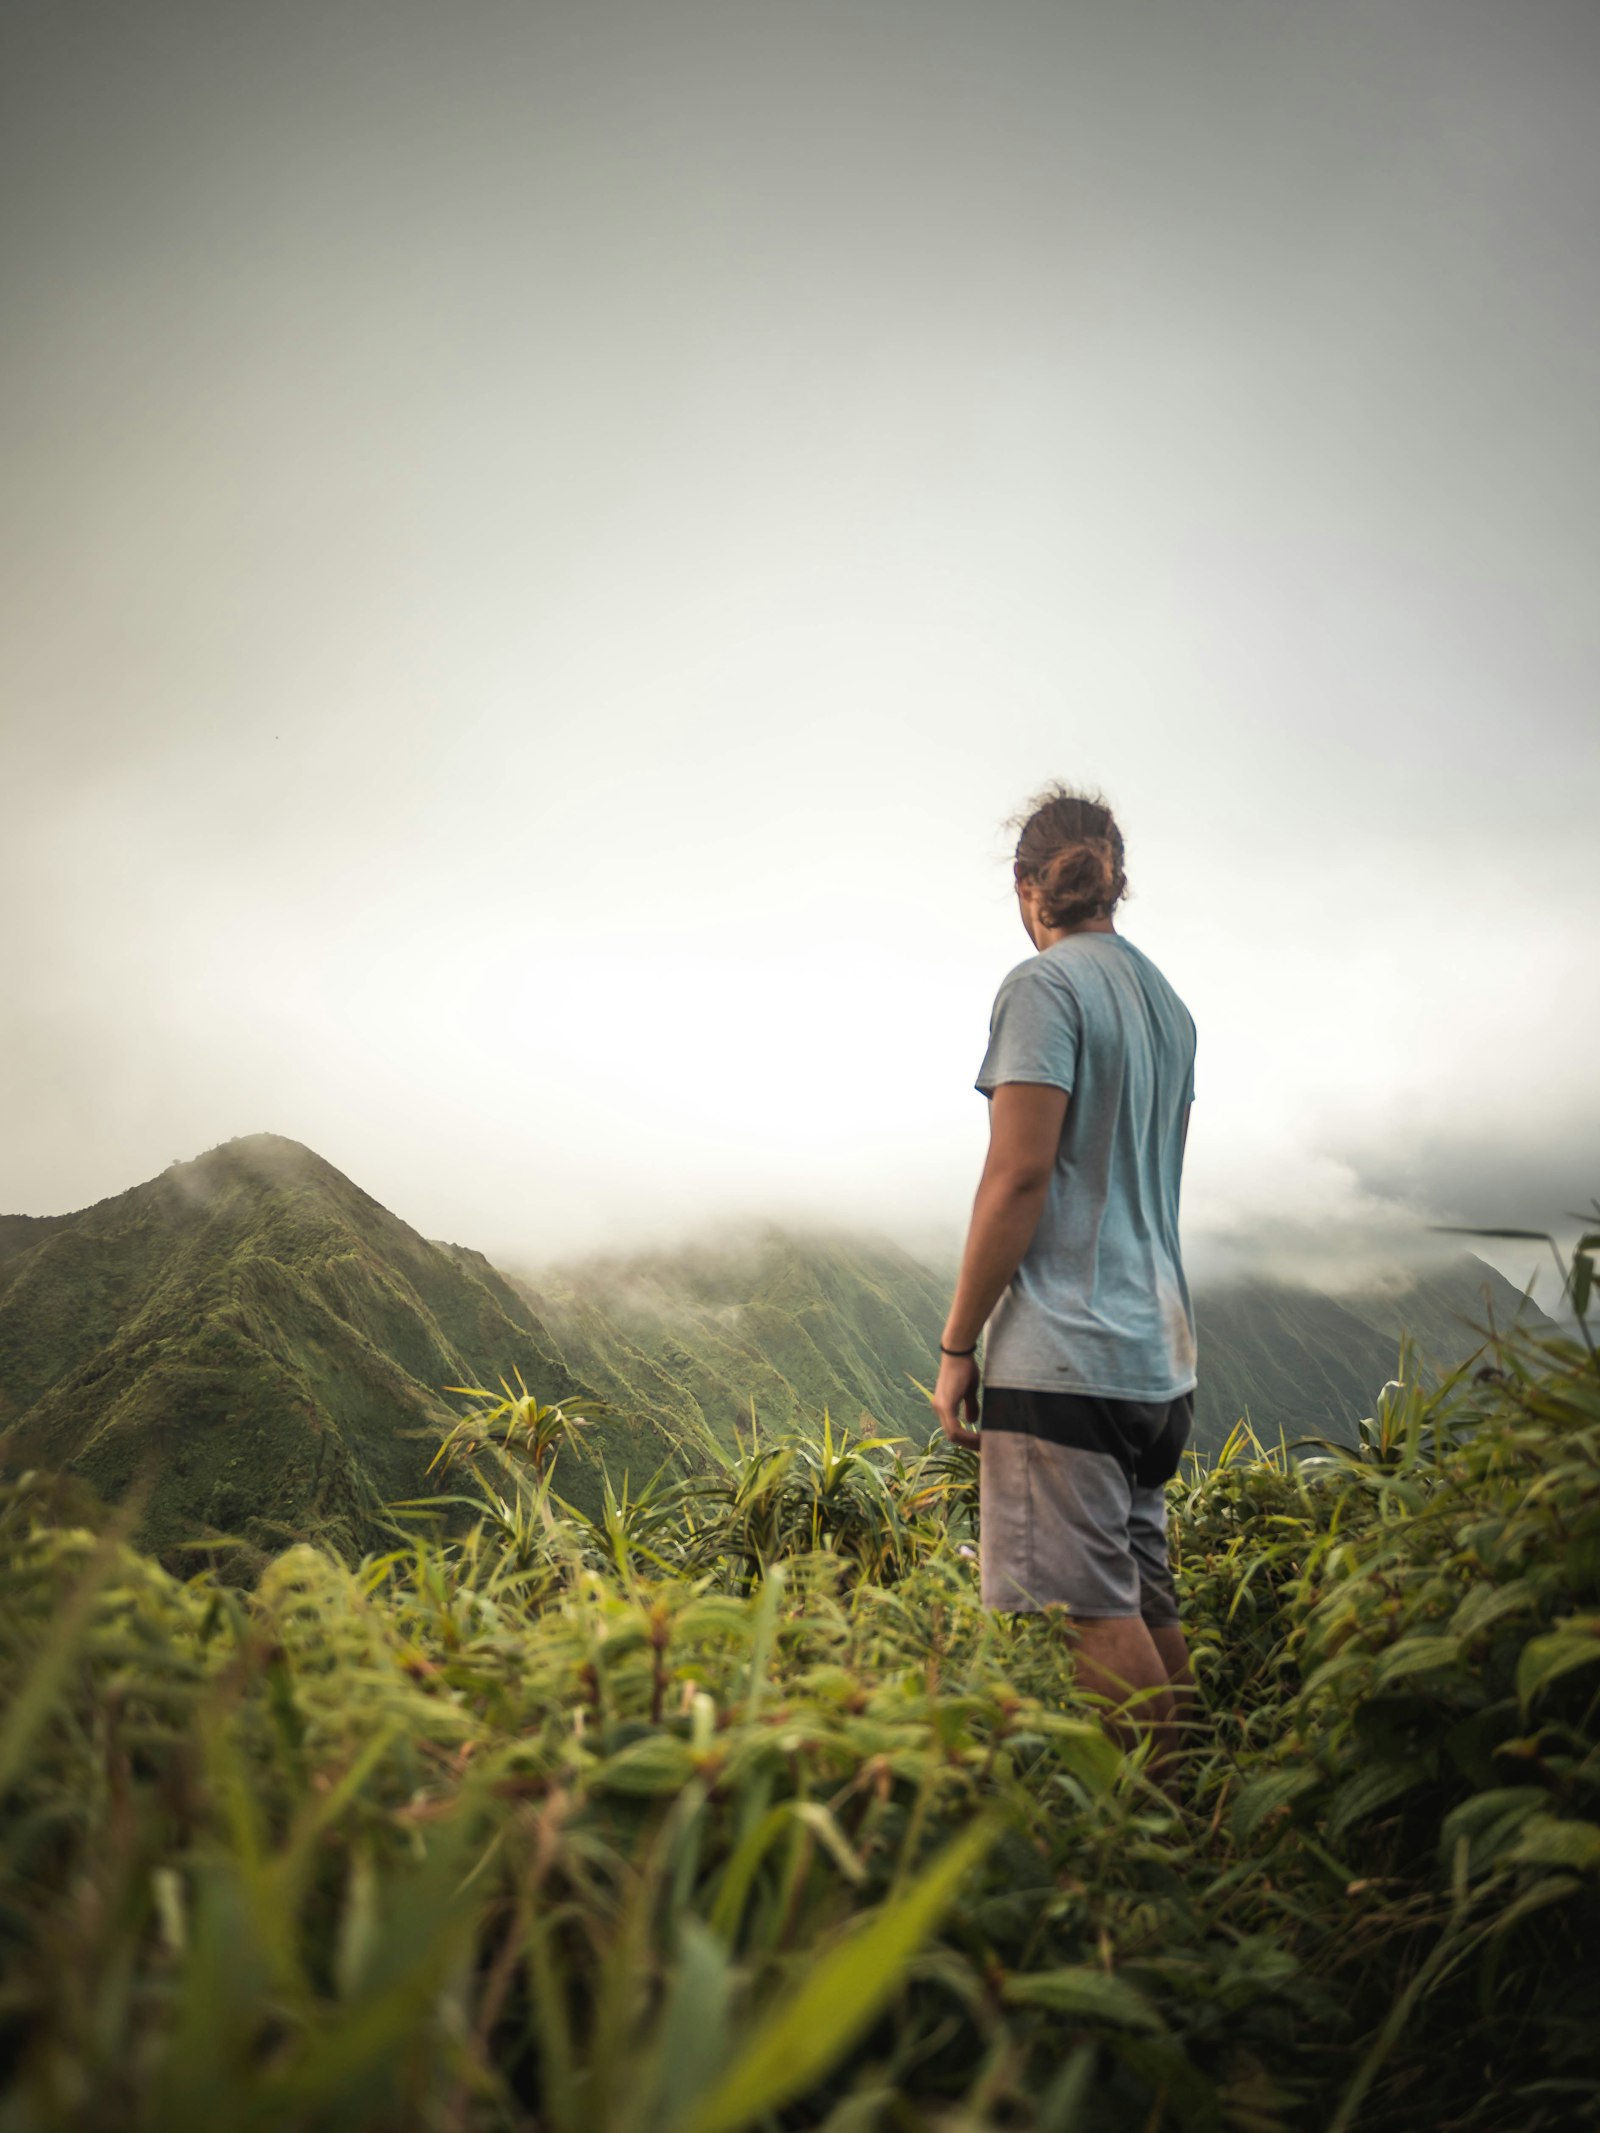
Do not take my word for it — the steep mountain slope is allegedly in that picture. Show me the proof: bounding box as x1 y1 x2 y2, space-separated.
0 1137 669 1564
525 1233 1550 1462
1191 1259 1551 1454
510 1225 954 1458
1190 1284 1407 1453
0 1214 74 1264
1335 1259 1548 1369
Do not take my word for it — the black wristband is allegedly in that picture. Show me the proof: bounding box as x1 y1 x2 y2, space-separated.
940 1342 978 1357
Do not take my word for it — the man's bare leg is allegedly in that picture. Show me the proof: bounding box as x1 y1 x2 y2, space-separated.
1062 1613 1182 1796
1148 1621 1196 1743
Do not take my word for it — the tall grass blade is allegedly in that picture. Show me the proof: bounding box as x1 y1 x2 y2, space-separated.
678 1819 997 2133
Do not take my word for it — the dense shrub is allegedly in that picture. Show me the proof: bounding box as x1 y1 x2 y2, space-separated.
1 1303 1597 2130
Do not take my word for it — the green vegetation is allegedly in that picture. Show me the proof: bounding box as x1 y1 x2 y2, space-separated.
0 1140 968 1568
513 1225 1553 1466
2 1251 1596 2130
503 1224 957 1462
1179 1262 1551 1457
0 1138 671 1567
0 1137 1552 1578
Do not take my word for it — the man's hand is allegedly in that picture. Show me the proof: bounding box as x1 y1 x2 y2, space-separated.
932 1351 981 1448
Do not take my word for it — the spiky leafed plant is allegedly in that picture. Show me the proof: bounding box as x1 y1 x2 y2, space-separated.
553 1460 691 1584
429 1369 609 1483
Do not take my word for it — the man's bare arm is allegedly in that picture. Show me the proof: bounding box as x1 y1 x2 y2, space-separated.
941 1082 1068 1351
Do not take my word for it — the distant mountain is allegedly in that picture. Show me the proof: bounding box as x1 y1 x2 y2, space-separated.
0 1213 75 1261
1336 1260 1547 1369
524 1235 1551 1462
1189 1262 1547 1453
0 1135 1557 1568
507 1226 955 1459
0 1137 673 1566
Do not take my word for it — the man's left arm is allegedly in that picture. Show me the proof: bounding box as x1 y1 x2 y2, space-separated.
932 1081 1068 1445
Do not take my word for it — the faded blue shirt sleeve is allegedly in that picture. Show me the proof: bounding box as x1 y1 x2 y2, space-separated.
974 959 1080 1098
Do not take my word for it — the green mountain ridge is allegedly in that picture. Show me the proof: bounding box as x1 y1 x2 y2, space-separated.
1189 1257 1548 1451
0 1135 1552 1566
515 1233 1545 1462
507 1223 956 1459
0 1137 668 1564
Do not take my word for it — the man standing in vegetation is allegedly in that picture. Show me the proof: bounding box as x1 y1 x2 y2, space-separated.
931 784 1199 1794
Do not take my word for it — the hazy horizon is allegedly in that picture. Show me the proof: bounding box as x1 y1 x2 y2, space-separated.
6 1126 1551 1327
3 0 1596 1312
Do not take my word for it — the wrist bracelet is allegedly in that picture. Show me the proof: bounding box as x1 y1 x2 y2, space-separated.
940 1342 978 1357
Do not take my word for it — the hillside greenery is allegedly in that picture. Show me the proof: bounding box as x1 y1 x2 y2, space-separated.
2 1248 1596 2131
513 1227 1550 1468
501 1224 956 1462
0 1140 672 1568
0 1137 1552 1579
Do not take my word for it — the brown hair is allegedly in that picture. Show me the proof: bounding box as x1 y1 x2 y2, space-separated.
1005 781 1128 931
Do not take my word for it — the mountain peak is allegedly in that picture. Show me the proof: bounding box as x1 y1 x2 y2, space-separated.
3 1135 353 1239
165 1133 353 1193
0 1131 597 1568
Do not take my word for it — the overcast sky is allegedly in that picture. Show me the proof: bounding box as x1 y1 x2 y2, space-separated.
2 0 1596 1307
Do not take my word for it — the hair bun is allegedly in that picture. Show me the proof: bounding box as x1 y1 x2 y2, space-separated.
1006 784 1128 930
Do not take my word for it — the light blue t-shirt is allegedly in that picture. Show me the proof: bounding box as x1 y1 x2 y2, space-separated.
974 931 1198 1400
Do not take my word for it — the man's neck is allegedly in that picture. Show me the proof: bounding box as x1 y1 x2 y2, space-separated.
1037 916 1117 950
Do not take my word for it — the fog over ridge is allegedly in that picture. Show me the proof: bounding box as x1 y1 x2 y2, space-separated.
1 0 1595 1311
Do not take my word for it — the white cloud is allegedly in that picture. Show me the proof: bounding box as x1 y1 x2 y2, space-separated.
2 0 1595 1310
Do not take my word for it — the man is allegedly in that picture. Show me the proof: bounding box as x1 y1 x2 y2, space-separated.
931 783 1199 1794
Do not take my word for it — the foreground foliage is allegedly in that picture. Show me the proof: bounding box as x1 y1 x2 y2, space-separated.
1 1288 1597 2130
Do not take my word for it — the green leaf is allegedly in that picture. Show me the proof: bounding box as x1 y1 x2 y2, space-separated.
1449 1581 1539 1641
742 1563 786 1722
1572 1253 1594 1319
1001 1966 1166 2032
1508 1817 1600 1874
1428 1226 1553 1242
1515 1618 1600 1713
1372 1634 1463 1687
335 1847 380 2001
1035 2041 1098 2132
676 1818 996 2133
595 1735 698 1797
0 1513 140 1796
1439 1787 1546 1876
676 1595 756 1639
656 1917 736 2127
1231 1766 1320 1840
707 1800 862 1944
1326 1757 1434 1841
1486 1874 1584 1937
1027 1714 1122 1794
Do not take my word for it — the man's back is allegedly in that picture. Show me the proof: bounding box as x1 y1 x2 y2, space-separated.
974 931 1197 1399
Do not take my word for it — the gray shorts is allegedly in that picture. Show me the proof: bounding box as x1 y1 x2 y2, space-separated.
976 1385 1192 1623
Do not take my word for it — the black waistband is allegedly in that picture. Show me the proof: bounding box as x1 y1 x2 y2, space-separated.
979 1383 1195 1488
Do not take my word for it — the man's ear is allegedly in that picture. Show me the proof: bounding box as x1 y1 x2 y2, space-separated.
1017 878 1041 941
